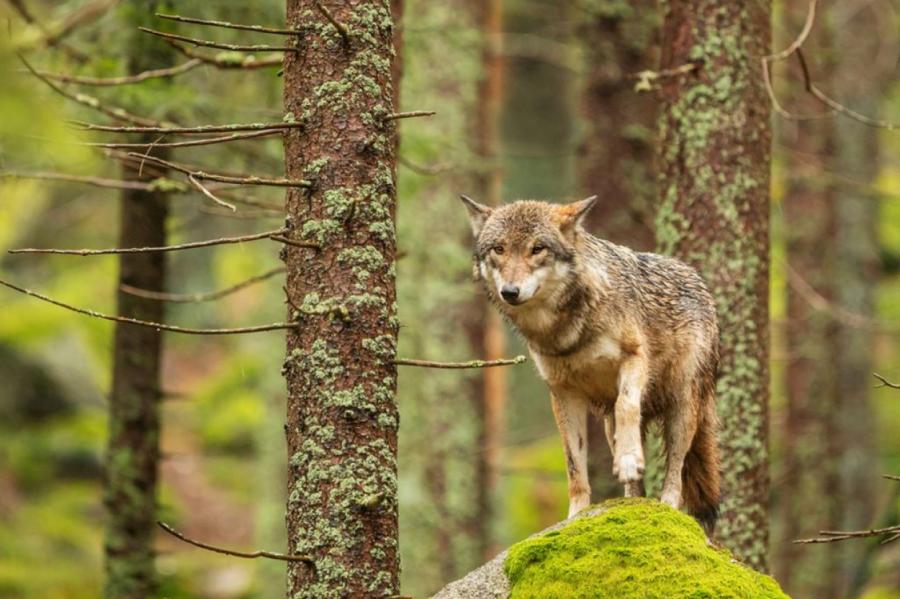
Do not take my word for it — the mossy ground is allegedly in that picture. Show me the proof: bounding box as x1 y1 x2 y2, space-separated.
504 498 789 599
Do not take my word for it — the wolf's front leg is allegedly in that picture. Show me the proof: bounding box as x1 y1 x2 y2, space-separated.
550 392 590 518
614 352 648 486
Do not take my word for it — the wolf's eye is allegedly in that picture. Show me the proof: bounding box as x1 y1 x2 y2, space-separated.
492 245 505 255
531 245 546 255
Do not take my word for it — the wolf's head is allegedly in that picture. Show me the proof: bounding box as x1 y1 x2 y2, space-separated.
459 196 598 307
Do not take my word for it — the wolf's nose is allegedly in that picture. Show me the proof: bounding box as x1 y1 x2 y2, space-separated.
500 285 520 302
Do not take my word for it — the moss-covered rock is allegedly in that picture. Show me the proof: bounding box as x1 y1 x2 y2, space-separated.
503 498 788 599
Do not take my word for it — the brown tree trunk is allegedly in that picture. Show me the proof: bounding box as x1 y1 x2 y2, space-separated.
577 0 658 502
656 1 772 571
104 4 171 597
472 0 506 562
282 1 400 597
773 7 840 595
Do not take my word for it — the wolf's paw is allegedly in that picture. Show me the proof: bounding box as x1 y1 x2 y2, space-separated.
615 451 645 483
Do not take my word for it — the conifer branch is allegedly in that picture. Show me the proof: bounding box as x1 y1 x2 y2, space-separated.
0 171 180 192
139 27 298 53
394 356 527 369
121 267 286 303
384 111 436 121
188 175 236 211
157 522 313 563
165 42 283 70
0 278 299 335
83 129 281 149
73 120 303 135
313 1 350 43
30 59 202 86
126 153 312 188
9 228 288 256
155 13 299 35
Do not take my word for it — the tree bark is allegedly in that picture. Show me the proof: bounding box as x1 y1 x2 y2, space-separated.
656 0 772 571
577 0 658 503
104 4 171 597
282 1 400 597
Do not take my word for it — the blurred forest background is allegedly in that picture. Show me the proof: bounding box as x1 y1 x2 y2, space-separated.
0 0 898 598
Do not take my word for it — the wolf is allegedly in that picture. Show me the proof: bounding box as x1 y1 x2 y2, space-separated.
460 195 721 534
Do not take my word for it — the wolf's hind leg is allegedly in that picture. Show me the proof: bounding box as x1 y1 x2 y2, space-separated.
660 389 699 509
550 393 591 518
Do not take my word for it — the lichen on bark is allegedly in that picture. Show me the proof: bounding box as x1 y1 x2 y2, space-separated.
656 1 772 571
282 1 400 597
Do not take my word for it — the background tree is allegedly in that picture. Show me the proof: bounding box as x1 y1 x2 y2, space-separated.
104 3 174 597
656 1 773 571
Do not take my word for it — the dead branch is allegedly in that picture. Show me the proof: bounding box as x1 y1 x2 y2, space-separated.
139 27 298 53
121 267 285 303
187 175 235 211
630 62 701 93
785 263 876 329
157 522 313 563
126 153 312 188
31 59 202 86
9 228 287 256
394 356 527 369
873 373 900 390
794 524 900 545
19 56 166 127
155 13 298 35
41 0 120 46
83 129 281 149
1 171 182 192
73 120 302 135
5 0 90 61
384 111 436 121
313 1 350 43
884 474 900 482
397 156 453 176
0 278 298 335
761 0 899 129
165 42 283 70
269 235 321 249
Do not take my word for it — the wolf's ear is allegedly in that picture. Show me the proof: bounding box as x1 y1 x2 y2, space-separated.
459 195 493 237
557 195 599 233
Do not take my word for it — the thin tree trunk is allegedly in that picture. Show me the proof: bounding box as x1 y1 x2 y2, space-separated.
282 1 400 597
577 0 657 502
774 7 840 595
656 0 772 571
831 3 882 595
472 0 506 562
104 4 171 597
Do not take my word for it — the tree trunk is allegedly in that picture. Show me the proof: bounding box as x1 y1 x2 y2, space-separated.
831 3 882 595
773 7 840 595
282 1 400 597
577 0 658 503
472 0 506 562
656 0 772 571
104 4 171 597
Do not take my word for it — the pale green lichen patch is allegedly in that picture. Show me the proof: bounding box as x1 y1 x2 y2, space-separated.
504 499 789 599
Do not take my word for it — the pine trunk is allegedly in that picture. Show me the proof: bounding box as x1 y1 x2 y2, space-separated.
282 1 400 597
104 4 171 597
656 0 772 571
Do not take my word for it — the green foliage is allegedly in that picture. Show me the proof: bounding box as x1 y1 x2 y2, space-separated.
505 499 790 599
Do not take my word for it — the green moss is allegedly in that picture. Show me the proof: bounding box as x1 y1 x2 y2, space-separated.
504 499 789 599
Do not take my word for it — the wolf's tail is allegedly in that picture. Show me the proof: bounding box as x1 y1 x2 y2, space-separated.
682 398 721 536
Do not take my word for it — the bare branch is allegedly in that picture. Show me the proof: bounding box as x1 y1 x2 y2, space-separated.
0 278 298 335
9 228 287 256
158 522 312 563
1 171 184 192
41 0 120 46
82 129 282 149
398 156 453 176
630 62 701 93
188 175 236 211
873 373 900 390
121 267 285 303
19 55 166 127
126 153 312 188
394 356 527 369
156 13 298 35
269 235 321 250
883 474 900 482
384 111 436 121
313 1 350 43
165 42 283 70
73 120 302 135
30 59 202 86
139 27 298 53
795 524 900 545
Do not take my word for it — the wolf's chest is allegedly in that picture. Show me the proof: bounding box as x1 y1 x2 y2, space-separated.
531 336 623 403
